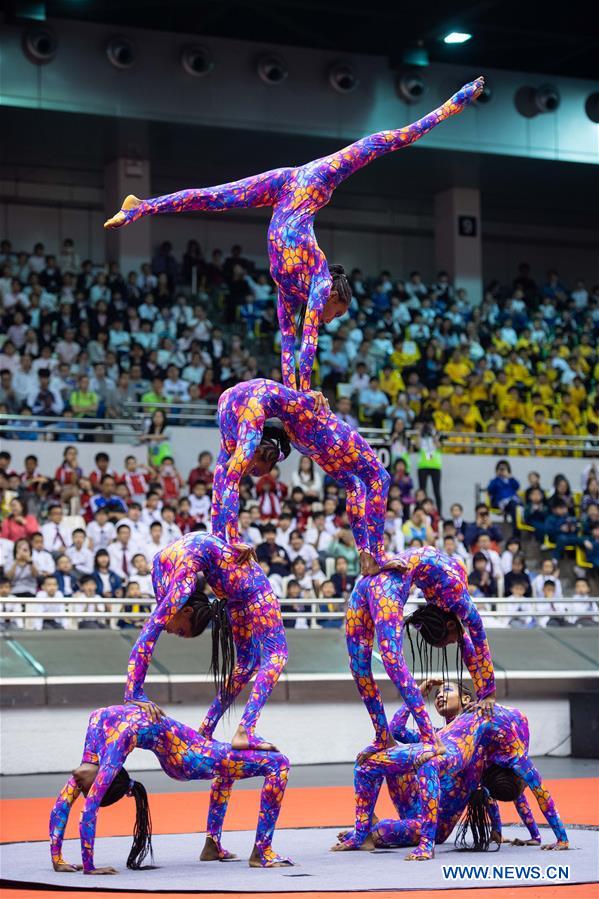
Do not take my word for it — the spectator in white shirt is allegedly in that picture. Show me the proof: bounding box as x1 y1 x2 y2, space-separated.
349 362 371 395
148 521 168 555
238 509 262 547
30 532 56 576
141 492 163 527
55 328 81 365
286 530 319 568
532 558 563 599
118 503 150 551
500 536 522 575
108 525 138 581
384 502 406 554
323 497 340 537
87 508 117 550
12 353 37 403
304 511 333 553
161 506 183 544
275 513 294 550
163 365 190 403
189 481 211 523
477 534 503 582
41 505 72 555
72 575 107 629
128 554 154 598
66 528 95 577
32 574 67 631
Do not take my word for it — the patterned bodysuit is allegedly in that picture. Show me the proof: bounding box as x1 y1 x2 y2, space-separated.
126 532 287 744
109 79 483 390
369 703 541 849
346 705 567 858
213 378 390 564
346 548 495 746
49 704 290 871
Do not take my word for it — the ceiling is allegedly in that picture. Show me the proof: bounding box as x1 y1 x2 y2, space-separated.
5 0 599 80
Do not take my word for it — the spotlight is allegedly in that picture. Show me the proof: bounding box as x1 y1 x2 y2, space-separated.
22 25 57 64
396 70 427 104
329 61 358 93
443 32 472 44
534 84 560 113
257 54 288 85
106 36 136 70
181 44 214 78
585 92 599 124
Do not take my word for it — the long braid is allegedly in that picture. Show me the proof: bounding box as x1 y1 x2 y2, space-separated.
455 786 500 852
127 781 154 869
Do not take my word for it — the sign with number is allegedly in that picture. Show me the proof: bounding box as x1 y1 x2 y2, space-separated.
458 215 477 237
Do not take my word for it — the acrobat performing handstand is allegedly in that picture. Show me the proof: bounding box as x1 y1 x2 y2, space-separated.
105 78 484 391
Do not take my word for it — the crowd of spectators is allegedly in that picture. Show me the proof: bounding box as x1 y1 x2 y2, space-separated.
0 237 598 454
0 441 597 633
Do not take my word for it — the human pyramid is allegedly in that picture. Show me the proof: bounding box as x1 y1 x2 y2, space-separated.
49 76 569 877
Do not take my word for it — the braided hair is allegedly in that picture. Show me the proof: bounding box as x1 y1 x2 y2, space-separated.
455 765 524 852
454 785 499 853
261 419 291 461
329 264 352 307
404 604 465 700
185 588 236 706
101 768 153 869
482 764 525 802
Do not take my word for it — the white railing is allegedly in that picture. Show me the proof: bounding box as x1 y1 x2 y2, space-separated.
1 596 597 629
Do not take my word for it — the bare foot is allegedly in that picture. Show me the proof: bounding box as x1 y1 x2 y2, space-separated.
405 847 434 861
200 836 237 861
249 846 293 867
331 833 376 852
360 552 380 577
231 724 278 752
104 194 142 229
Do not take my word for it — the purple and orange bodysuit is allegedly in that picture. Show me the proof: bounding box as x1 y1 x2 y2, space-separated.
370 702 542 850
346 548 495 748
105 79 484 390
49 704 291 871
212 378 390 566
343 705 567 859
126 532 287 747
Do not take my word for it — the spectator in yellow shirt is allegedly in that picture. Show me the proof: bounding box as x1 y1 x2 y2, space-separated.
391 337 420 369
504 351 533 387
433 400 454 433
444 350 472 385
467 373 489 404
378 364 405 403
458 401 484 433
536 373 554 406
500 386 526 423
490 370 511 409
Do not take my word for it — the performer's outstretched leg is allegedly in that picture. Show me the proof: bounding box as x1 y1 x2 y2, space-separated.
334 748 439 859
310 77 484 190
104 167 290 229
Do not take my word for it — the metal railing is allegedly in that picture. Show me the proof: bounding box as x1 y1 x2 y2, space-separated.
436 430 595 455
2 596 597 629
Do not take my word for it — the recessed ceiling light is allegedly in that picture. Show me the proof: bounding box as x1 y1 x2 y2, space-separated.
443 32 472 44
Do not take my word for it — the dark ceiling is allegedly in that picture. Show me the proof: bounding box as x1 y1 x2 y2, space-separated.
5 0 599 80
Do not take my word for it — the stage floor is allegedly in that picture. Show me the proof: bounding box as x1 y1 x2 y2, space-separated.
2 825 598 892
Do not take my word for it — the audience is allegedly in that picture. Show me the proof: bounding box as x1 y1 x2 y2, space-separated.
0 238 597 630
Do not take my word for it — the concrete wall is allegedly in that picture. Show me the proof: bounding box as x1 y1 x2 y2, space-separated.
0 697 572 774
